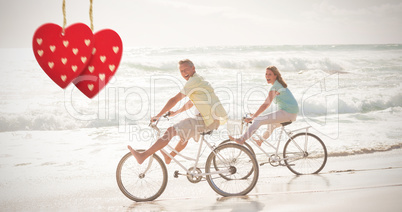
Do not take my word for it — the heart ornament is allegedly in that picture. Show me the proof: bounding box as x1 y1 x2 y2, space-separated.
74 29 123 98
32 23 94 88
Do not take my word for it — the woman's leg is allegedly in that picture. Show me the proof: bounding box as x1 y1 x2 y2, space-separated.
250 122 282 146
230 110 294 144
259 111 297 143
262 123 281 139
128 126 177 164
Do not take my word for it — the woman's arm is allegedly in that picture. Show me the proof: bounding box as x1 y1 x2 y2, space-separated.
169 100 194 117
245 90 277 123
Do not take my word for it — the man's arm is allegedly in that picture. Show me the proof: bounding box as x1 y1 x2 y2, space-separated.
153 92 186 120
169 100 193 117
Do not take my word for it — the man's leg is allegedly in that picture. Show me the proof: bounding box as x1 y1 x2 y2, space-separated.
128 126 177 164
161 138 188 164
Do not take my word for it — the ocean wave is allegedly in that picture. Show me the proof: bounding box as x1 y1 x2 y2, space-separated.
121 60 177 72
120 44 402 73
0 113 127 132
1 45 401 133
124 44 402 55
122 57 345 73
0 113 75 132
1 94 401 132
301 93 402 116
328 144 402 157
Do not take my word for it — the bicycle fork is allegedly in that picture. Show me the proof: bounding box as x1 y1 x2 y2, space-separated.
139 156 155 178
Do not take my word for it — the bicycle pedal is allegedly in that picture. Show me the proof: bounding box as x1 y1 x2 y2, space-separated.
174 170 187 178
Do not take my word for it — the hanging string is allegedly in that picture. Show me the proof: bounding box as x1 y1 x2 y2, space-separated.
62 0 67 34
61 0 94 33
89 0 94 31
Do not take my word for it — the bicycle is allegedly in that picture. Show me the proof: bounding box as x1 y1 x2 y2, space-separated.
221 113 327 175
116 113 259 202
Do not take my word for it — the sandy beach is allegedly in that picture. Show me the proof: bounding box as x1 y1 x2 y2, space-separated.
1 130 401 211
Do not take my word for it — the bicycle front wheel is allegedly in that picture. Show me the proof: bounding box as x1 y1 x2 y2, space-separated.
205 143 259 196
116 151 168 202
283 133 327 175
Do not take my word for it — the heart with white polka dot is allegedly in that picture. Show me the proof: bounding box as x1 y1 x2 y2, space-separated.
73 29 122 98
33 24 122 98
33 23 94 88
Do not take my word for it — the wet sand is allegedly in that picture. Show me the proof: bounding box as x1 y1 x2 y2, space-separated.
1 139 401 211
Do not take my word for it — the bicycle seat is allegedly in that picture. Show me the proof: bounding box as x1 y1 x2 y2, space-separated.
200 130 213 136
281 122 292 127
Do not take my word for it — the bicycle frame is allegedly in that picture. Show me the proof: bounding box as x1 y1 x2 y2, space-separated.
147 117 232 178
240 118 312 163
164 136 232 177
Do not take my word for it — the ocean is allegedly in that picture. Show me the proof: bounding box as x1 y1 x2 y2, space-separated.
0 44 401 164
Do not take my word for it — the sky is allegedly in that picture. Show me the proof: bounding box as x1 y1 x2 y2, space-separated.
1 0 401 48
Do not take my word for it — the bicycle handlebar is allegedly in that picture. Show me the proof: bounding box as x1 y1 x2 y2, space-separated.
149 112 171 127
163 111 171 118
148 112 171 138
242 113 253 124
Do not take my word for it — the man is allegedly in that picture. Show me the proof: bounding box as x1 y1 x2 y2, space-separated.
128 59 228 164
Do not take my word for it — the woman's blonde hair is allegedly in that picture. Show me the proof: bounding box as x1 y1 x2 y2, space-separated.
267 66 287 88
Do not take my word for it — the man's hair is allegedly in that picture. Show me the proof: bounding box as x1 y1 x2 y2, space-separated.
178 59 194 67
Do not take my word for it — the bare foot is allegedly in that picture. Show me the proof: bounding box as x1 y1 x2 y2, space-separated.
228 135 244 145
161 151 172 164
251 137 264 146
127 145 146 164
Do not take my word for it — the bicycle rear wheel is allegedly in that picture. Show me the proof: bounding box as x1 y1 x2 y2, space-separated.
205 143 259 196
116 150 168 202
283 133 327 175
215 139 254 180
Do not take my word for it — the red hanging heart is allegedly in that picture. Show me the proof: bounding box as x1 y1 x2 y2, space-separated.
32 23 94 88
74 29 123 98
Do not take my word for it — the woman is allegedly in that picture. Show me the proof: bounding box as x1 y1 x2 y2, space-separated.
229 66 299 145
